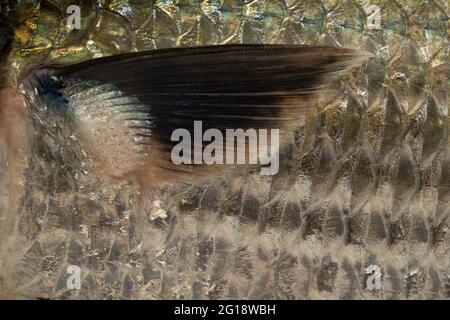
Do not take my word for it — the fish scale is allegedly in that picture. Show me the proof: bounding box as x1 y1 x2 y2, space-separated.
0 0 449 299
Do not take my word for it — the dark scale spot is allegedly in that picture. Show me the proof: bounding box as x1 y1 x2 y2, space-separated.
261 199 283 231
406 268 427 299
192 280 207 299
427 268 442 299
444 273 450 298
208 278 228 300
219 191 243 218
241 194 261 223
324 205 344 238
280 201 301 230
302 207 325 239
177 237 194 273
340 258 360 299
179 186 202 211
199 184 221 211
104 262 120 285
274 252 298 299
79 274 97 299
195 237 214 271
210 239 229 282
142 264 161 285
108 240 125 262
431 219 448 246
385 265 402 300
121 273 135 298
408 215 429 243
316 257 338 292
67 239 84 265
235 247 253 282
367 211 386 241
388 219 406 245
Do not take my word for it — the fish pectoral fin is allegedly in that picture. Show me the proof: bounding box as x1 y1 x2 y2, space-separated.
21 45 370 184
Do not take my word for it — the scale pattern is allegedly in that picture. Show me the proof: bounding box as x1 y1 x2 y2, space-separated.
0 0 449 299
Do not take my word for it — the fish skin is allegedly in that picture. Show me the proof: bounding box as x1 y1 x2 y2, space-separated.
19 44 368 185
0 0 449 300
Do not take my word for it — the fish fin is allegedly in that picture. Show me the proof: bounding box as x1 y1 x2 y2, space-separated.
21 45 370 185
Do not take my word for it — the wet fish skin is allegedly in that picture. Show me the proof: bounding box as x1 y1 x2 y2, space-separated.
0 0 449 300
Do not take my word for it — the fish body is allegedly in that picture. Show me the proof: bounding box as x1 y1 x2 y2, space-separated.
0 0 449 300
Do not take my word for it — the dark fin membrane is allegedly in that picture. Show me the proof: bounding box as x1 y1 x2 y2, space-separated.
21 45 370 185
